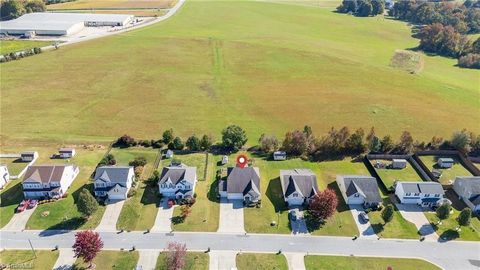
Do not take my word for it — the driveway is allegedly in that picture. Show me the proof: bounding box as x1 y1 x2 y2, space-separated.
53 248 76 270
2 207 35 231
151 199 174 232
137 249 160 270
209 250 237 270
284 252 306 270
289 208 308 235
217 199 245 233
396 204 438 241
350 205 377 238
96 200 125 232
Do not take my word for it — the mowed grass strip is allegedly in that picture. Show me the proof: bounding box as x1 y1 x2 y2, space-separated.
418 156 472 185
114 147 160 231
155 251 209 270
0 250 59 270
47 0 175 9
73 250 138 270
2 1 479 144
236 253 288 270
0 40 51 55
304 255 441 270
171 152 219 231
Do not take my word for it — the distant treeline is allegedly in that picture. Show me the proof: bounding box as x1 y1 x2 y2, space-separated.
0 0 45 20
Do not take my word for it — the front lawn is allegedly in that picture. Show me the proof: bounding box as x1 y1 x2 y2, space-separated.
304 255 441 270
114 147 160 231
370 159 422 188
419 156 472 185
171 153 219 232
156 251 209 270
73 250 138 270
0 250 59 270
0 180 24 228
236 253 288 270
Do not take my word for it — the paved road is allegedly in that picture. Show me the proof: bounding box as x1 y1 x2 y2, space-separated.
350 205 377 238
2 207 36 231
218 199 245 233
151 199 174 232
1 230 479 270
96 200 125 232
396 204 438 241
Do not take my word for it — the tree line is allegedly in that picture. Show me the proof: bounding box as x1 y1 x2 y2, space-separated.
0 0 45 20
337 0 386 17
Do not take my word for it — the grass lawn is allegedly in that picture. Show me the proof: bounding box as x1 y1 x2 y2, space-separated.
1 145 109 230
73 250 138 270
0 40 51 55
423 190 480 241
47 0 175 9
0 250 59 270
418 156 472 185
171 152 219 232
304 255 441 270
114 147 160 231
156 251 209 270
2 0 478 144
0 157 29 176
0 180 24 228
370 159 422 188
236 253 288 270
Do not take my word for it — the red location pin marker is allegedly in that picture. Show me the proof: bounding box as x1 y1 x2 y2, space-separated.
236 155 248 169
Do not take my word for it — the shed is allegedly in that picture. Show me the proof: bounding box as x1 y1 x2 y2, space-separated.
59 148 76 158
273 151 287 161
221 155 229 165
391 159 407 169
21 151 38 162
437 158 454 168
165 150 174 159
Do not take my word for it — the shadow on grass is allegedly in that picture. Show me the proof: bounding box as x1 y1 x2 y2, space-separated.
1 181 23 208
207 179 220 204
39 217 86 236
327 182 350 213
304 212 326 232
371 223 385 235
438 229 460 242
266 177 288 213
140 182 159 206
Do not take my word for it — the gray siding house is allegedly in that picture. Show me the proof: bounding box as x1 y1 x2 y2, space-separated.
158 163 197 199
336 175 382 207
219 166 261 203
94 166 134 200
453 176 480 214
280 169 318 206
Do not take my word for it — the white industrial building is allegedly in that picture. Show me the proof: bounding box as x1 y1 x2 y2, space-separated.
0 12 134 37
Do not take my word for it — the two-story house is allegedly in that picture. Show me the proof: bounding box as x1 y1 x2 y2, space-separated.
22 164 79 199
336 175 382 208
280 169 318 206
218 166 261 204
93 166 134 200
395 181 444 207
158 163 197 199
453 176 480 214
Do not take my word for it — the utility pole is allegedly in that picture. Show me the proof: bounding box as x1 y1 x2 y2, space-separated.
28 239 37 259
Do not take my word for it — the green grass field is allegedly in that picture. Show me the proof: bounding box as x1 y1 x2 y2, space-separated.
304 255 441 270
0 157 29 176
1 0 478 145
0 40 51 55
0 250 59 270
418 156 472 185
370 159 422 188
47 0 174 9
156 251 209 270
0 180 24 228
236 253 288 270
73 250 138 270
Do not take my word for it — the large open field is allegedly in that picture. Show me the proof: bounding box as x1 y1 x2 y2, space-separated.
47 0 175 9
1 0 478 145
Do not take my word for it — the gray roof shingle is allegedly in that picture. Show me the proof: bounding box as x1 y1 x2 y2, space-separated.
94 166 133 186
280 169 318 199
158 164 196 185
398 182 444 194
338 175 382 204
455 176 480 195
226 166 261 197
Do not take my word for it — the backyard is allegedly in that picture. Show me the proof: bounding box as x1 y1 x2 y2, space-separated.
304 255 441 270
418 155 472 185
370 159 422 188
156 251 209 270
0 250 59 270
236 253 288 270
0 156 30 176
73 250 138 270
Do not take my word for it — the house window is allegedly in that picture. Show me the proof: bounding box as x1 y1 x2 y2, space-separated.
414 193 420 196
354 194 359 197
434 194 440 197
425 194 430 197
293 193 298 197
406 193 411 196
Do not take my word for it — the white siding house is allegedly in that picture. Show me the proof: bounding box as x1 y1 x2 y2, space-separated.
453 176 480 214
22 164 79 199
0 165 10 189
395 182 444 207
94 166 134 200
158 163 197 199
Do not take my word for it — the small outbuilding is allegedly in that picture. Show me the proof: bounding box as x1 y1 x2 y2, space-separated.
165 150 174 159
0 165 10 189
273 151 287 161
221 155 229 165
391 159 407 169
59 148 76 159
21 151 38 162
437 158 454 169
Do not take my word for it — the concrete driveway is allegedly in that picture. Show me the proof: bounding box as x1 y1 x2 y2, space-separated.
209 250 237 270
284 252 306 270
289 208 308 235
350 205 377 238
396 204 438 241
53 248 76 270
137 249 160 270
96 199 125 232
218 199 245 233
2 207 35 231
151 199 174 232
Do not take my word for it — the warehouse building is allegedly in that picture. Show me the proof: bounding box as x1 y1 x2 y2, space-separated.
0 12 134 37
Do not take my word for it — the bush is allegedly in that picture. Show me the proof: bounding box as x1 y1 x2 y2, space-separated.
436 204 452 220
381 205 394 224
77 188 99 217
115 134 136 148
458 208 472 226
129 156 147 167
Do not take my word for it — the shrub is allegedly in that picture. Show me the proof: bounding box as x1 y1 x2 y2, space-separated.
115 134 136 148
168 137 184 150
258 134 279 153
129 156 147 167
77 188 99 217
458 208 472 226
381 205 394 224
458 53 480 69
436 204 452 220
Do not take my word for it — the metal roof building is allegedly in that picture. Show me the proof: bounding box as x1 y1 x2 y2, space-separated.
0 12 134 36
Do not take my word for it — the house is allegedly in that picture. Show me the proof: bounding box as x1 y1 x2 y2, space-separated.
22 164 79 199
395 181 444 207
280 169 319 206
158 163 197 199
391 159 407 169
336 175 382 208
453 176 480 214
273 151 287 161
93 166 134 200
437 158 454 169
21 151 38 162
165 150 174 159
221 155 229 165
219 166 261 204
0 165 9 189
59 148 76 158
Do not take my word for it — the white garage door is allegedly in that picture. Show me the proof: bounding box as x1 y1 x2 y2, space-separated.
348 196 364 205
288 197 304 206
227 193 243 200
109 193 126 200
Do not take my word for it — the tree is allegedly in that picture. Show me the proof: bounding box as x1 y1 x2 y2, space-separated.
436 204 451 220
458 208 472 226
200 134 214 151
308 189 338 221
345 128 366 154
451 129 472 153
77 188 99 217
1 0 25 20
303 125 313 139
24 0 45 13
282 130 308 156
458 53 480 69
163 129 174 144
98 154 116 167
398 131 414 154
73 230 103 269
357 0 373 17
186 135 201 151
164 242 187 270
169 137 184 150
372 0 385 15
221 125 248 152
380 135 395 153
115 134 136 147
381 205 394 224
129 156 147 167
258 134 279 153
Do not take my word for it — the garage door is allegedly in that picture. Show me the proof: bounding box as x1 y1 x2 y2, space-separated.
227 193 243 200
109 193 125 200
348 196 364 205
288 197 304 206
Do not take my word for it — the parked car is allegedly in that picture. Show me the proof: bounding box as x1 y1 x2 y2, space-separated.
16 200 30 213
359 212 369 223
28 200 38 209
